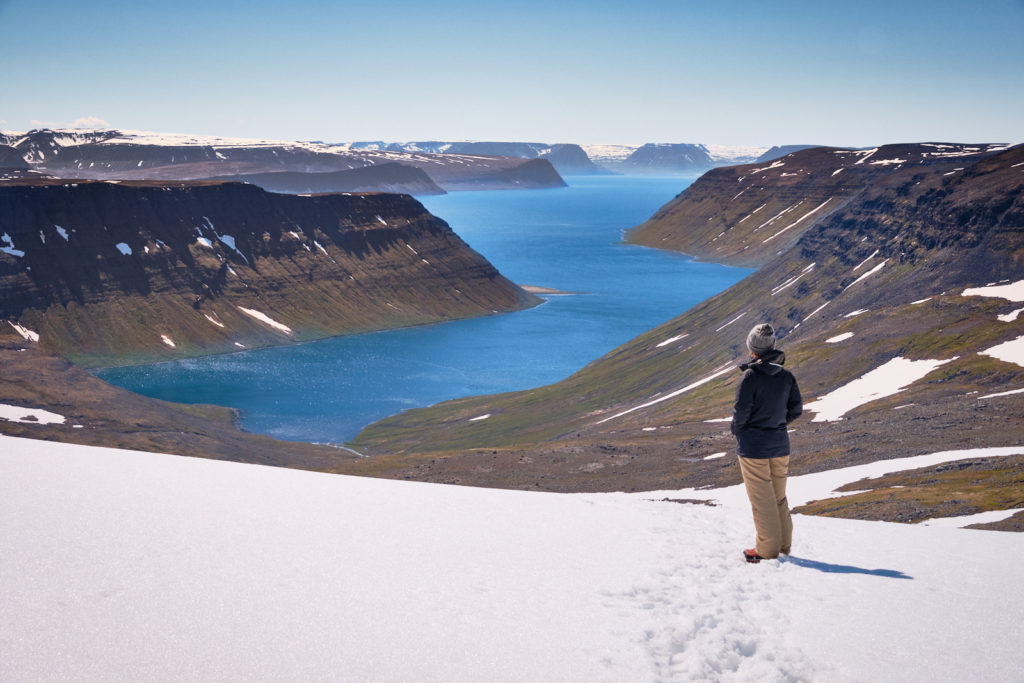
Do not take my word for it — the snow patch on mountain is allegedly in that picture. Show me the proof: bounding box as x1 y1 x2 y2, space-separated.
7 321 39 342
962 279 1024 302
0 405 66 425
805 356 956 422
980 334 1024 368
656 333 689 348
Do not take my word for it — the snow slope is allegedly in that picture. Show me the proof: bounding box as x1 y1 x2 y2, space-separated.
2 435 1022 682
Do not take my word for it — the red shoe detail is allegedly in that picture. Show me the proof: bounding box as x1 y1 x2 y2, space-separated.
743 548 763 563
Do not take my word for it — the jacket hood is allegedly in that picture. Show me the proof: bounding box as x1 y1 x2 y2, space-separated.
740 349 787 375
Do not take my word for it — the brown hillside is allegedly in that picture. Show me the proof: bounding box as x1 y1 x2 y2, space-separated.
0 180 537 367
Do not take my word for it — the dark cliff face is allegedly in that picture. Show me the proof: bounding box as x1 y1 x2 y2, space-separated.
350 145 1024 498
439 158 569 191
541 144 608 175
0 180 538 366
0 145 29 170
627 143 1013 267
201 162 446 196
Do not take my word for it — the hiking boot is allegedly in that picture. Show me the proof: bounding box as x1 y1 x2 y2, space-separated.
743 548 763 563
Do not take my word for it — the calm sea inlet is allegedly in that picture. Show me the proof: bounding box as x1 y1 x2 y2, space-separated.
95 176 751 444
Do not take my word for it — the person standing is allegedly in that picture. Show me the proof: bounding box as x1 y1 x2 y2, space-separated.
731 323 803 563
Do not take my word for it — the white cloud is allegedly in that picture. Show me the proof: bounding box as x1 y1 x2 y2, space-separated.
29 116 110 129
69 116 110 128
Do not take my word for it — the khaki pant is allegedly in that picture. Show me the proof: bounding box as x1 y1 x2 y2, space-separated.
738 455 792 559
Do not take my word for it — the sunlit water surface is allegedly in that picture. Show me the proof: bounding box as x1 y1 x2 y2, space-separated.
96 176 750 443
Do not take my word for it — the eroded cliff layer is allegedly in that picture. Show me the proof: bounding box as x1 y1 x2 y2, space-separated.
627 143 1012 267
0 180 538 366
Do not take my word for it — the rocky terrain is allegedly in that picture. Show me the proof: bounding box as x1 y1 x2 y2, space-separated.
345 143 1024 528
0 145 30 171
0 129 568 193
0 179 538 367
627 143 1013 267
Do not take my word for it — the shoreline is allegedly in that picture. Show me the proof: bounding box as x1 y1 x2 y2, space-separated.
519 284 582 296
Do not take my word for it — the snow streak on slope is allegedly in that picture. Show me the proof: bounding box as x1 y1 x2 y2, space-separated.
3 436 1023 682
595 364 734 425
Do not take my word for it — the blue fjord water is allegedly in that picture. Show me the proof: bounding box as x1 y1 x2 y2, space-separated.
95 176 750 444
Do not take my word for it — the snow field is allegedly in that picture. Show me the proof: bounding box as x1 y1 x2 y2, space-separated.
3 437 1024 682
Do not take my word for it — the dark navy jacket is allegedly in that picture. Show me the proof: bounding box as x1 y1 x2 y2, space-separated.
731 349 803 459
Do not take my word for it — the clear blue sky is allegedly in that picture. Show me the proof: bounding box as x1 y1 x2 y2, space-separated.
1 0 1021 147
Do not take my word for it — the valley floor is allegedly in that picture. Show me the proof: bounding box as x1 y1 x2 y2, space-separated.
2 435 1022 682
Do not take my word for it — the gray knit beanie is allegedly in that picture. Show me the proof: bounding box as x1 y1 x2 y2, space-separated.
746 323 776 355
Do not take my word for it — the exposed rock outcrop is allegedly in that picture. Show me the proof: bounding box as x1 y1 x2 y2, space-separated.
439 158 569 191
0 179 538 366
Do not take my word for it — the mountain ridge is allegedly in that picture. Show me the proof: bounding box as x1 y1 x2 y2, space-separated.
0 129 569 193
0 179 538 367
348 140 607 176
627 142 1013 267
200 162 447 196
